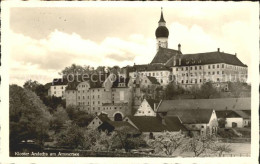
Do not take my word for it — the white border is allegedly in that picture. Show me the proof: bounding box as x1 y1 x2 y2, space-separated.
1 1 259 164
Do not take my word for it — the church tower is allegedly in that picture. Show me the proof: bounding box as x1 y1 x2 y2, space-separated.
155 8 169 51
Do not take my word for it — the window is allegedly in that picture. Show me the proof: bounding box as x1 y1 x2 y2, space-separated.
54 91 56 94
213 65 215 69
93 95 94 98
195 79 197 84
83 96 85 99
212 72 215 75
182 68 184 71
222 64 224 68
181 80 184 84
217 71 219 74
222 71 224 74
186 67 188 70
190 67 193 70
195 66 197 70
186 80 188 84
201 126 204 128
208 72 211 75
200 79 202 83
54 86 56 89
161 79 163 83
61 86 63 89
98 101 100 104
217 65 219 68
98 95 100 98
78 96 80 99
176 68 178 71
208 65 211 69
93 101 94 105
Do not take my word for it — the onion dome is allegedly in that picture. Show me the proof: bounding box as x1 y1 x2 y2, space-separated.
155 26 169 38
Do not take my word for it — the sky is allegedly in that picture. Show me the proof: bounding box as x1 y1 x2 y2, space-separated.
7 2 258 86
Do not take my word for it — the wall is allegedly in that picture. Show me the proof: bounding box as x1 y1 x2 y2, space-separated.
134 99 156 117
49 85 67 98
226 117 244 128
87 117 103 129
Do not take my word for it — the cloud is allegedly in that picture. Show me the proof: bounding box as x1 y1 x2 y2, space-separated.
10 30 155 85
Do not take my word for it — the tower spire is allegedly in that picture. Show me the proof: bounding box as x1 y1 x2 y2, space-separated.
159 7 166 23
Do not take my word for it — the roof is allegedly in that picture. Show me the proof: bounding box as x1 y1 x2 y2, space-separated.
97 113 111 122
52 78 68 86
215 110 233 118
158 10 166 23
171 51 247 67
157 98 251 112
151 47 182 64
233 110 250 119
65 73 109 90
163 116 187 131
128 63 171 72
146 76 160 85
126 116 167 132
155 26 169 38
99 121 140 134
146 99 160 109
167 109 214 124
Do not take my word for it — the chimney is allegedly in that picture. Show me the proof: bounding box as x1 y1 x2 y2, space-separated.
235 53 237 56
217 48 220 52
178 43 181 52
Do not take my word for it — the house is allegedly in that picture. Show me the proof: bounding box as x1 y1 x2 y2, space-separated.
167 109 218 136
98 121 140 135
216 110 251 128
123 116 186 139
48 78 68 98
134 99 160 117
87 113 110 129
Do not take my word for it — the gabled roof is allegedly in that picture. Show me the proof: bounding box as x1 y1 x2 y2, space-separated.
233 110 250 119
97 113 111 122
171 51 247 67
126 116 167 132
146 99 160 110
151 47 182 64
163 116 187 131
215 110 233 118
157 98 251 112
167 109 214 124
146 76 160 85
128 63 171 72
98 121 140 134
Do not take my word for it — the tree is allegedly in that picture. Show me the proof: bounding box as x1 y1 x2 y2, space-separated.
9 85 51 151
164 82 184 99
65 105 94 127
112 126 143 152
91 131 117 152
50 106 69 133
228 82 250 98
198 82 218 99
147 131 185 156
211 142 232 156
181 135 214 157
55 121 86 149
218 118 226 128
59 64 92 77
